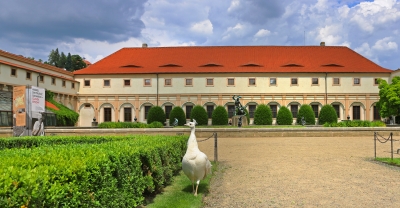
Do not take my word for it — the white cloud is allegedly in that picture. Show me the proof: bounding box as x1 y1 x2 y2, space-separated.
372 37 398 51
254 29 271 38
227 0 240 12
190 20 213 35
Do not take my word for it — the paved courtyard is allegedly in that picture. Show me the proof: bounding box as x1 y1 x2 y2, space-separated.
197 136 400 207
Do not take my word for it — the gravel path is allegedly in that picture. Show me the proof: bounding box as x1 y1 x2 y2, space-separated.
197 136 400 207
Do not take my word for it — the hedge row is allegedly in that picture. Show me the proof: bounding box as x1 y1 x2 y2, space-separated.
323 120 386 127
0 135 187 207
98 121 163 128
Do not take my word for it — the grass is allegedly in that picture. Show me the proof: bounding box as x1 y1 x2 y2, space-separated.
142 162 218 208
174 125 305 128
375 158 400 166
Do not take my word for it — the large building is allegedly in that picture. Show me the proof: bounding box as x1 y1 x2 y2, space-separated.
0 49 79 126
73 44 393 126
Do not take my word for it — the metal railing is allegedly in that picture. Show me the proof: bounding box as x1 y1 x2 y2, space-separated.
374 132 398 160
197 132 218 162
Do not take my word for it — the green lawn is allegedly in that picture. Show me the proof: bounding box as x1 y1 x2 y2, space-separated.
142 162 218 208
175 125 305 128
375 158 400 166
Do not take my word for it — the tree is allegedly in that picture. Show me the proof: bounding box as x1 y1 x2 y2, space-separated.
377 77 400 122
48 48 60 67
65 53 72 71
58 52 67 69
318 105 338 125
71 55 87 70
254 104 272 125
190 105 208 126
169 106 186 126
296 104 316 125
212 106 228 125
276 106 293 125
147 106 166 124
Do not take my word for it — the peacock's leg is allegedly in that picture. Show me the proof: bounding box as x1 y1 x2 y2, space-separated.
194 180 200 196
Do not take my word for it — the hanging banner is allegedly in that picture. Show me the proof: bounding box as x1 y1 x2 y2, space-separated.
29 86 45 136
13 86 27 136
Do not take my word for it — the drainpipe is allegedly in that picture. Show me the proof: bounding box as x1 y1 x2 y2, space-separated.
325 73 328 105
156 74 159 106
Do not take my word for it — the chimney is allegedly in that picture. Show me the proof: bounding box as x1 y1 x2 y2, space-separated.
142 43 148 48
320 42 325 46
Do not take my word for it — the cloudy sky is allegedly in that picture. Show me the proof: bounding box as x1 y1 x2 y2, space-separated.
0 0 399 70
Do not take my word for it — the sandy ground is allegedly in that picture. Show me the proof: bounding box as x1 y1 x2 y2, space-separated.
197 136 400 207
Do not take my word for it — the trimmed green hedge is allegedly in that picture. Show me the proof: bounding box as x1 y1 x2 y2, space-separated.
147 106 166 124
0 135 187 207
212 106 228 125
276 106 293 125
296 104 316 125
254 104 272 125
45 90 79 126
98 121 163 128
318 104 338 125
323 120 385 127
190 105 208 125
169 106 186 126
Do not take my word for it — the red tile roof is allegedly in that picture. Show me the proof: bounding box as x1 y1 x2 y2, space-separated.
73 46 393 75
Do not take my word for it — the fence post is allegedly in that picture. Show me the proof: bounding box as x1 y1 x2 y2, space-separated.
391 132 393 160
374 132 376 159
214 132 218 162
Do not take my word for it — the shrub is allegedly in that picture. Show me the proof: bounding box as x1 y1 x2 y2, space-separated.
190 105 209 125
296 104 316 125
45 90 79 126
254 104 272 125
169 106 186 126
212 106 228 125
147 106 166 124
323 120 385 127
148 121 164 128
276 106 293 125
318 104 338 125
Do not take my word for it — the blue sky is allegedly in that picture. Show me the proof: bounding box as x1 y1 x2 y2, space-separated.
0 0 399 70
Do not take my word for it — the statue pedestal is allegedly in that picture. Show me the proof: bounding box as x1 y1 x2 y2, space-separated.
231 115 248 127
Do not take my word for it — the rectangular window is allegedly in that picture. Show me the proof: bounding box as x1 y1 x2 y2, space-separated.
185 78 193 86
62 80 66 87
124 79 131 86
11 69 17 77
249 78 256 86
104 79 110 87
312 78 318 85
353 78 361 85
249 105 256 118
374 78 379 85
270 78 277 85
26 72 31 80
206 78 214 86
291 105 298 118
144 79 151 86
165 78 172 86
227 78 235 86
291 78 298 85
373 106 381 120
39 75 44 83
311 105 319 118
207 105 214 118
71 82 75 89
333 104 340 118
333 78 340 85
124 108 132 122
270 105 277 118
84 104 91 108
228 105 235 118
144 106 151 119
165 106 172 119
104 108 112 122
84 80 90 87
51 77 56 85
353 106 360 120
186 106 193 119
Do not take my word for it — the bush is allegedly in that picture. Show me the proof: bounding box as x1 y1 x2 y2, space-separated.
296 104 316 125
169 106 186 126
323 120 386 127
318 105 338 125
190 105 209 125
276 106 293 125
212 106 228 125
254 104 272 125
45 90 79 126
147 106 166 124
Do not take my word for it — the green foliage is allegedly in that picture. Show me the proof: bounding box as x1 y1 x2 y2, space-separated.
296 104 316 125
45 90 79 126
318 104 338 125
148 121 164 128
323 120 385 127
169 106 186 126
0 135 187 207
147 106 166 124
377 77 400 118
47 48 86 71
254 104 272 125
276 106 293 125
212 106 228 125
190 105 208 125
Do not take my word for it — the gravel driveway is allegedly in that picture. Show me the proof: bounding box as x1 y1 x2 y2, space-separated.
197 136 400 207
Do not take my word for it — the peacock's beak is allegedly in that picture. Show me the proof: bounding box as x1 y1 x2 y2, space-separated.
184 123 188 126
